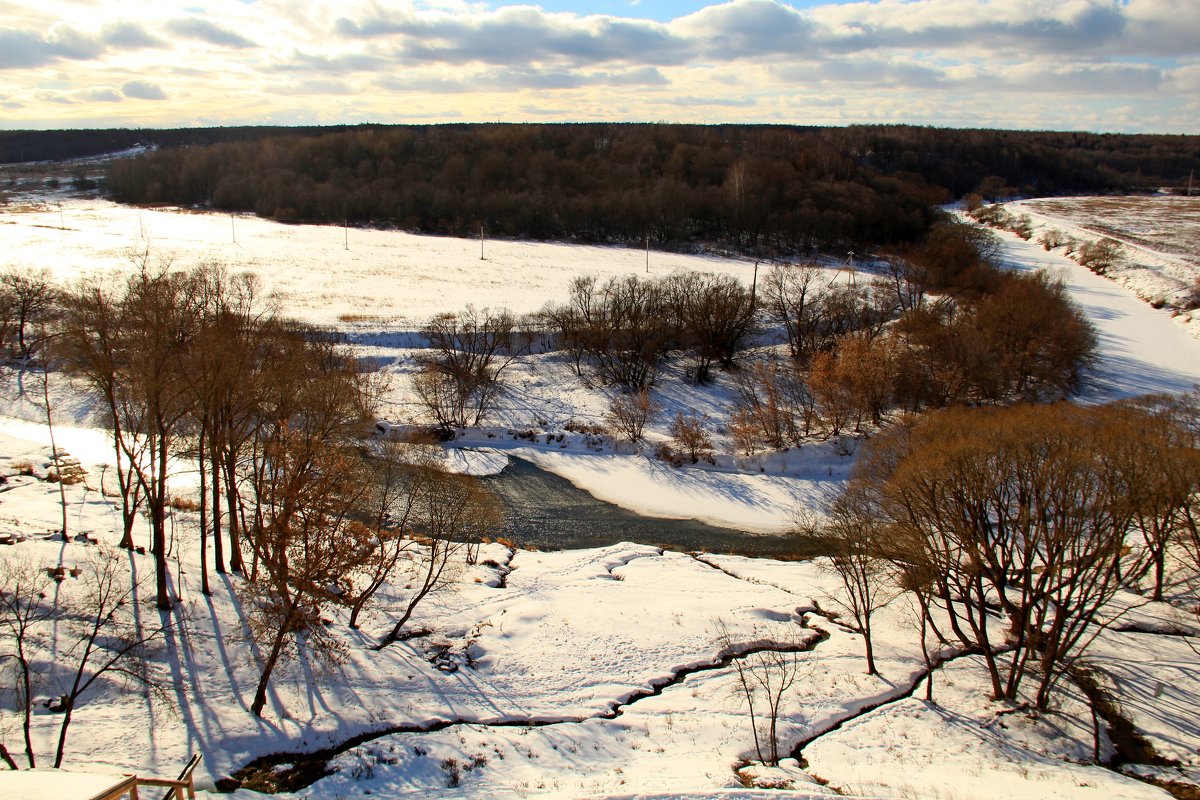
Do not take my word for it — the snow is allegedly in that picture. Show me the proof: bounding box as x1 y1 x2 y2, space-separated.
988 221 1200 401
0 768 136 800
0 195 1198 799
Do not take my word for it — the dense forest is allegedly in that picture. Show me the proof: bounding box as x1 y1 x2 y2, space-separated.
8 123 1198 255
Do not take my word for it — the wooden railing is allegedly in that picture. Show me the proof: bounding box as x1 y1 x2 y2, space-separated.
87 755 200 800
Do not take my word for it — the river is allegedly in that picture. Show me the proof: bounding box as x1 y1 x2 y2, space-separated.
480 456 822 559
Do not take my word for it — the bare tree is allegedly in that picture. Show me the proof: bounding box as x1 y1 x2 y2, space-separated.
669 410 715 465
0 550 170 768
0 556 54 768
416 306 527 429
379 469 503 646
0 268 57 362
344 440 442 629
605 389 659 444
715 620 806 766
853 403 1151 709
59 276 149 550
798 499 899 676
665 272 756 384
544 275 676 390
729 355 816 452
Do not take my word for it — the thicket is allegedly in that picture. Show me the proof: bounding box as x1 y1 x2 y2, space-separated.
407 214 1095 451
100 124 1198 255
726 218 1096 451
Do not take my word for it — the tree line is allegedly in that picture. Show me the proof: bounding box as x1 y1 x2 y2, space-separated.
98 124 1199 257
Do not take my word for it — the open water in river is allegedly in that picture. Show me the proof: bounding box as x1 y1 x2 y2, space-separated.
480 456 824 559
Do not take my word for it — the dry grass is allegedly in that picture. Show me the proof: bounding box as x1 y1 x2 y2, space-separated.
337 313 388 323
1024 196 1200 262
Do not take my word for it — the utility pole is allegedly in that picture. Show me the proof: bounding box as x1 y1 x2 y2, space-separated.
58 202 64 230
231 213 236 245
750 260 759 310
480 224 486 260
344 218 349 251
645 233 649 273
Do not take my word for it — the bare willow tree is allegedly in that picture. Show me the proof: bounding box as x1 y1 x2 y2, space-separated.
543 275 676 390
239 326 374 717
605 389 660 444
59 275 148 550
665 272 756 384
728 355 816 453
0 267 57 362
344 440 443 630
715 620 807 766
182 266 273 585
851 403 1164 710
798 496 900 676
379 469 503 646
0 550 170 768
416 305 527 430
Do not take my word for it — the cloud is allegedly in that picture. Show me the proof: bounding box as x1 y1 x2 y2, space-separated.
376 65 669 94
123 79 168 100
671 0 815 57
165 17 257 49
273 77 354 96
0 25 103 69
337 6 689 67
809 0 1128 56
102 21 166 50
80 87 124 102
272 50 391 74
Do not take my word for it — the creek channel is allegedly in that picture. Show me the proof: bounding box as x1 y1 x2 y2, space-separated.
478 455 823 559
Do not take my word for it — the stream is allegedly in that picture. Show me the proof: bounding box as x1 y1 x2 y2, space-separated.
479 455 824 559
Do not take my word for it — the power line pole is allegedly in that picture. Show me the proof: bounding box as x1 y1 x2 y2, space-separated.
645 233 649 273
344 217 349 251
480 224 486 260
231 213 236 245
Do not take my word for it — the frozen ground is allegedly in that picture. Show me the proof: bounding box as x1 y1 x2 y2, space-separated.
0 195 1198 798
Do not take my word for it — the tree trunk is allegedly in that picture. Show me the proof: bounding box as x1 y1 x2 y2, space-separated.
210 433 225 573
863 619 878 676
198 426 211 596
223 449 243 573
154 434 171 611
250 621 290 717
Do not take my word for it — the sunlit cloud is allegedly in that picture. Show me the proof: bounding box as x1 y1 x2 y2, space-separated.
0 0 1196 132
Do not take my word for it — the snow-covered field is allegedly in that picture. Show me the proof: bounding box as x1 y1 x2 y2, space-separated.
1005 195 1200 339
0 193 1198 799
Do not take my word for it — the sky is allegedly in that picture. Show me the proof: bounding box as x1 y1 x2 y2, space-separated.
1 0 1198 133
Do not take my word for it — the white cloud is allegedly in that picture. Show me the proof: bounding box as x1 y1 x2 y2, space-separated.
122 79 168 100
0 0 1196 132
